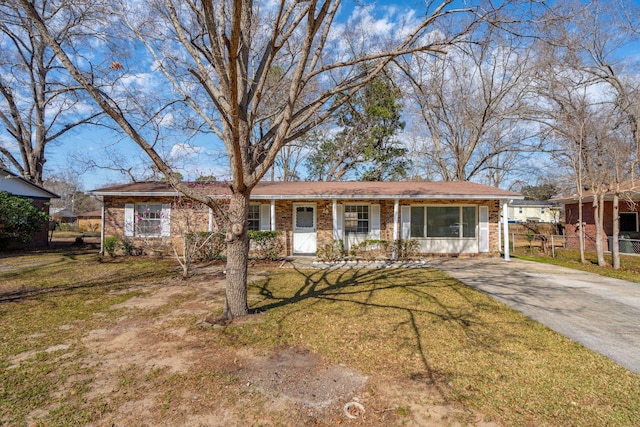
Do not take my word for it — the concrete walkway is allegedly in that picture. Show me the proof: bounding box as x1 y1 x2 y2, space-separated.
428 258 640 375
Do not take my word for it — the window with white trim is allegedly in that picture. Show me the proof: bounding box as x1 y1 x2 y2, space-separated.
410 206 476 238
248 204 261 231
135 203 164 237
344 205 369 233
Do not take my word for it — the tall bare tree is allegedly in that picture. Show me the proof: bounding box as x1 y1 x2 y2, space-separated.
16 0 527 319
0 0 103 184
399 21 538 186
534 0 640 268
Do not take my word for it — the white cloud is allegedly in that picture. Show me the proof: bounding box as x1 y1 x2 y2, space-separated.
169 143 202 160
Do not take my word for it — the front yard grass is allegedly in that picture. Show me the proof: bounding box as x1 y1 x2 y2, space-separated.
1 251 638 426
238 268 639 426
513 249 640 284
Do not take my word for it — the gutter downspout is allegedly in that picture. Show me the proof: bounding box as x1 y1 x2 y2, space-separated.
392 199 399 260
503 200 511 261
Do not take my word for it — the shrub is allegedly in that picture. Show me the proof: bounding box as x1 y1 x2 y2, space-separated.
0 191 49 249
248 230 284 260
393 239 420 260
350 239 388 260
121 238 135 256
104 236 119 257
316 239 346 262
187 232 226 261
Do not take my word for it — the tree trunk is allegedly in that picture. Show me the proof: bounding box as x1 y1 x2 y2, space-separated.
223 191 250 319
612 192 620 269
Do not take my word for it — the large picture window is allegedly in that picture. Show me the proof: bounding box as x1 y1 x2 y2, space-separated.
135 203 163 236
410 206 476 238
344 205 369 233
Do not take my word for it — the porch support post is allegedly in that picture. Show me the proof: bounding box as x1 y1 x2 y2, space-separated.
208 208 213 232
503 201 511 261
332 199 338 239
392 199 399 260
498 213 502 252
270 199 276 231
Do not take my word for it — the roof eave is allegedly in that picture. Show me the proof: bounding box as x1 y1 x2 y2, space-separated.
92 191 522 201
248 194 522 200
91 191 182 197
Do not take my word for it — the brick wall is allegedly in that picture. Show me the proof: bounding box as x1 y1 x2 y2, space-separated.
564 200 639 250
103 196 503 257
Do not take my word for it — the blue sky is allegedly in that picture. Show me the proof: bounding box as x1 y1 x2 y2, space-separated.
33 0 640 190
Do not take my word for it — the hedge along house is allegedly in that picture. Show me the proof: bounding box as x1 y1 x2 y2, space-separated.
91 181 522 258
1 167 59 248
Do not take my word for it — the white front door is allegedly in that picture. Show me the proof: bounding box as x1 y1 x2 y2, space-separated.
293 204 316 254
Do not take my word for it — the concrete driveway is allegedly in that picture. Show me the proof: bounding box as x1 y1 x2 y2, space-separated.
429 258 640 375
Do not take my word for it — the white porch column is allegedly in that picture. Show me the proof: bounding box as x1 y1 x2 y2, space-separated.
208 208 214 232
498 215 502 252
503 201 511 261
270 199 276 231
332 199 338 239
392 199 399 260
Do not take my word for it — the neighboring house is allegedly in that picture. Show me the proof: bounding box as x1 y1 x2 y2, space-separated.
508 200 562 224
77 210 102 232
0 167 59 247
51 208 78 225
91 181 523 258
552 182 640 252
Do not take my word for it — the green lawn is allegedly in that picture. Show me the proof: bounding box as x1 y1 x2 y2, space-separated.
1 251 638 426
513 249 640 284
237 268 639 426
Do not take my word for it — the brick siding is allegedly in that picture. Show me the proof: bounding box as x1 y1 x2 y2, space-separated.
103 196 503 257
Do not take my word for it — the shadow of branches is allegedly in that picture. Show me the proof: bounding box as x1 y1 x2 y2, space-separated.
248 265 505 399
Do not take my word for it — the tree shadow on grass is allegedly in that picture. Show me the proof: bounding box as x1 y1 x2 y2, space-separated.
0 252 175 304
249 265 503 399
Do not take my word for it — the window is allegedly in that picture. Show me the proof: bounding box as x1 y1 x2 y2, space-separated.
462 206 477 238
519 207 523 214
410 206 476 238
135 203 163 236
248 204 261 231
541 208 546 214
295 206 314 228
620 212 639 233
344 205 369 233
411 206 425 237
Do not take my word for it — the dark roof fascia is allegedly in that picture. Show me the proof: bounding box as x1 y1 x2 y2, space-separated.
553 192 640 204
0 168 59 199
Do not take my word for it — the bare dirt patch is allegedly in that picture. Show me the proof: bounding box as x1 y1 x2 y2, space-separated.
19 263 497 426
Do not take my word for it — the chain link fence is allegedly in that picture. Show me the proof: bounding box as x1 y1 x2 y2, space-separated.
505 233 640 257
